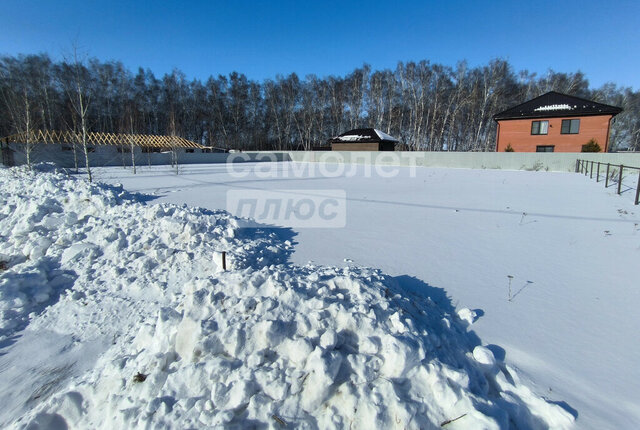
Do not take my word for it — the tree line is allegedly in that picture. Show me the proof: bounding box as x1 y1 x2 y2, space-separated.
1 53 639 152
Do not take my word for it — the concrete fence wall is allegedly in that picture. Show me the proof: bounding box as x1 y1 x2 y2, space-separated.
5 143 640 173
246 151 640 172
6 144 291 168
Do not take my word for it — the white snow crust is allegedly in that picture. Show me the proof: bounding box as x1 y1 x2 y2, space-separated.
335 134 368 142
335 130 398 143
94 162 640 428
0 165 575 429
533 104 573 112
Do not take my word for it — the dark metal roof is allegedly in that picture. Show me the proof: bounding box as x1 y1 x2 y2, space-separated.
328 128 399 144
493 91 622 121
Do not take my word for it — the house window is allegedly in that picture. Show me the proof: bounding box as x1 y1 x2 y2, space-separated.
536 145 555 152
531 120 549 135
561 119 580 134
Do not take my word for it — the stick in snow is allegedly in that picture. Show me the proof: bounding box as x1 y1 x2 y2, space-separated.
440 413 467 427
272 414 286 427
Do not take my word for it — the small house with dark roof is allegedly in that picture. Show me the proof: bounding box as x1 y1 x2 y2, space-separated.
493 91 622 152
329 128 398 151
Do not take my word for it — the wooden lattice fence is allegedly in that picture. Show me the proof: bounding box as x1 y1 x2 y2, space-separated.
2 130 205 149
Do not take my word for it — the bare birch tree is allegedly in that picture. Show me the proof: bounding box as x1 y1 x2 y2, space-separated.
60 47 93 181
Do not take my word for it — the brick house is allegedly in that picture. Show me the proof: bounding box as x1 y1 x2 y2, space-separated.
493 91 622 152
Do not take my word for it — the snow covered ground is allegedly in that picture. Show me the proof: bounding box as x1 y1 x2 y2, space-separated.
0 161 637 428
91 161 640 429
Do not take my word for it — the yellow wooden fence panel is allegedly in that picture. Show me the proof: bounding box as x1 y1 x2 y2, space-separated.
2 130 205 149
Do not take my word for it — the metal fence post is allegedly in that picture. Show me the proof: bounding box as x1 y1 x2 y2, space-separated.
590 161 594 179
596 162 600 182
575 159 580 173
605 163 610 188
617 165 623 195
635 173 640 205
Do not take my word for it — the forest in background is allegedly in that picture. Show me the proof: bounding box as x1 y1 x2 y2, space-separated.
1 53 639 152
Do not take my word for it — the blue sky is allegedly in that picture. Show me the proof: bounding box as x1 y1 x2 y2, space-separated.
2 0 639 89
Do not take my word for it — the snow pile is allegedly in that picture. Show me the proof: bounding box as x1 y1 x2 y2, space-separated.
0 166 574 429
86 266 574 429
533 104 573 112
0 165 289 347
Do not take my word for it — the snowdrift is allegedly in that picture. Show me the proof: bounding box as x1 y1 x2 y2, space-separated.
0 166 573 429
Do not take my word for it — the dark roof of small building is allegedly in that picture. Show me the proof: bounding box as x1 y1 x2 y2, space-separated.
328 128 399 144
493 91 623 121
